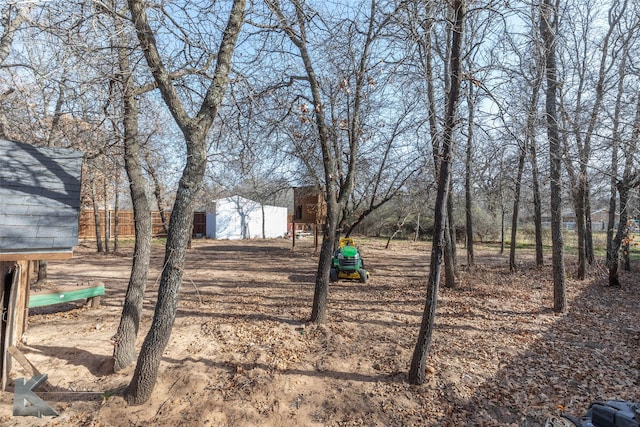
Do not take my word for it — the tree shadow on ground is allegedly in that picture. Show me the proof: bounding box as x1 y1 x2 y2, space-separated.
432 265 640 425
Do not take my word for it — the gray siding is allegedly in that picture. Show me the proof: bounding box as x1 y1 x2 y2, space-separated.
0 139 83 254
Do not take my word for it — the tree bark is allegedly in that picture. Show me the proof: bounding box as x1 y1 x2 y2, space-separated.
530 126 544 267
608 181 629 287
509 140 526 272
104 180 110 254
526 57 544 267
36 260 47 284
111 14 153 373
443 212 456 288
90 172 104 253
465 87 474 267
409 0 464 385
113 168 120 253
444 178 457 288
541 0 566 313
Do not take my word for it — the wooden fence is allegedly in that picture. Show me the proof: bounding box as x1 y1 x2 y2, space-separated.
78 210 207 239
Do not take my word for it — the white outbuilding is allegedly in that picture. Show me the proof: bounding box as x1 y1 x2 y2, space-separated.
205 196 288 239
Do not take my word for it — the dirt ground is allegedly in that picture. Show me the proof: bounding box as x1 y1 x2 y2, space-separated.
0 237 638 426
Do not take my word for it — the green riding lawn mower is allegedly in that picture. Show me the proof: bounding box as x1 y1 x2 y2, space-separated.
329 237 369 283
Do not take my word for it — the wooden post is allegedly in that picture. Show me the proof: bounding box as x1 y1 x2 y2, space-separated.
7 346 53 391
314 222 319 253
292 219 296 251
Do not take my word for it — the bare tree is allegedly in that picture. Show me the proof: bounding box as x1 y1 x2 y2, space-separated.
605 4 640 278
266 0 397 322
399 0 458 286
409 0 465 385
465 83 476 267
560 0 629 279
96 2 156 373
608 84 640 285
0 2 33 66
123 0 246 404
540 0 567 313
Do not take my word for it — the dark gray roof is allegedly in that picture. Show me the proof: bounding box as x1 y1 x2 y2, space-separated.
0 139 83 256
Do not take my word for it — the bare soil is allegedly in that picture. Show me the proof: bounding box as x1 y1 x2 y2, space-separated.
0 238 638 426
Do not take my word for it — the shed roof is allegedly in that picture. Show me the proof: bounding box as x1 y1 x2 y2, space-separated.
0 139 83 260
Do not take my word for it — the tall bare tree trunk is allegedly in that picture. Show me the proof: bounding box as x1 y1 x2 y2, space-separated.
113 168 120 253
500 206 505 254
111 11 153 373
443 210 456 288
104 180 110 254
562 155 585 278
90 172 104 253
409 0 464 385
526 55 544 267
510 140 526 272
530 123 544 267
541 0 566 313
465 87 474 268
444 179 457 288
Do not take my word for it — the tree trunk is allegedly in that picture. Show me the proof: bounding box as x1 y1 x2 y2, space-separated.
606 45 630 269
581 0 627 266
574 179 586 279
112 16 153 373
609 88 640 282
113 170 120 253
584 189 594 264
36 260 47 284
465 90 474 267
124 166 200 404
443 214 456 288
541 0 566 313
409 0 464 385
90 174 104 253
145 152 169 235
311 211 337 323
526 60 544 267
561 135 585 278
443 177 457 288
104 181 110 254
500 206 505 254
530 137 544 267
124 0 245 404
385 213 411 249
608 181 630 287
606 163 617 267
509 140 526 272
